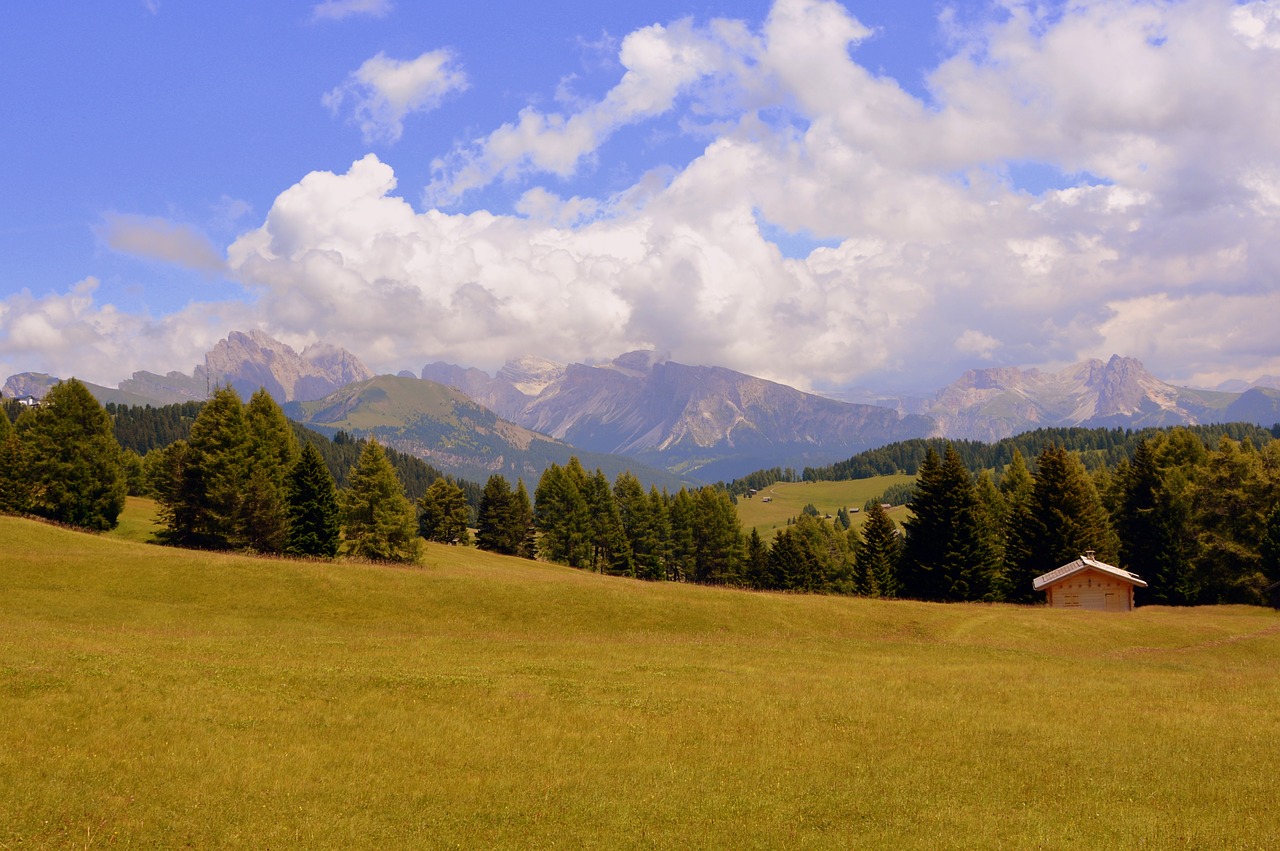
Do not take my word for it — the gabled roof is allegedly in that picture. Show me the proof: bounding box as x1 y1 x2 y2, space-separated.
1033 555 1148 591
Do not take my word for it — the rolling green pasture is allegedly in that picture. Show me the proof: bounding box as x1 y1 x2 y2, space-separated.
736 476 915 537
3 515 1279 848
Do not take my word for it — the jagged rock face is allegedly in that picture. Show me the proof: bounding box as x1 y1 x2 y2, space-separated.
923 354 1222 441
2 372 59 399
425 351 934 479
201 331 372 402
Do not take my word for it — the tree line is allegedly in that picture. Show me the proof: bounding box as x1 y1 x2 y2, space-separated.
6 385 1277 604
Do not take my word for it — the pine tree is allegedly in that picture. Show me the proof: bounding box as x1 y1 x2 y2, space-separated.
533 462 590 567
857 501 901 597
766 527 817 591
691 486 742 585
238 388 300 552
512 479 536 560
665 488 697 582
1117 436 1198 605
743 527 769 589
285 442 340 558
1028 445 1117 567
999 450 1040 602
614 472 663 580
17 378 127 531
0 410 28 515
900 445 998 601
581 470 632 574
166 386 250 549
476 474 518 554
341 439 422 563
1191 437 1269 603
418 478 472 545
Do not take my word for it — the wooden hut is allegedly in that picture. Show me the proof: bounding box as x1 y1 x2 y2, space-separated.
1033 551 1147 612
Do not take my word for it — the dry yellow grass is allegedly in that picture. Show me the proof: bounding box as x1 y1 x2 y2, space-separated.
2 513 1278 848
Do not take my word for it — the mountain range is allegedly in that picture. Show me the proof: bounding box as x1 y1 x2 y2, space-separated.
7 331 1280 483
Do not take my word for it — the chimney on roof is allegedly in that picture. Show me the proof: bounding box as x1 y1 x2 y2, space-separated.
1084 549 1096 560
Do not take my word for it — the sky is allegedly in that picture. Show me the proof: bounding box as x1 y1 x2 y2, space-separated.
3 0 1280 397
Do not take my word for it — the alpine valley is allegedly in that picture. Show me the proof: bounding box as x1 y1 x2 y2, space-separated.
6 331 1280 483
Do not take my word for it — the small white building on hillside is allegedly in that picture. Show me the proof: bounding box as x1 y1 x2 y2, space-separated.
1033 552 1147 612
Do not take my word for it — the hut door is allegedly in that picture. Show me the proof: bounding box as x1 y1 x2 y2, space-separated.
1104 591 1124 612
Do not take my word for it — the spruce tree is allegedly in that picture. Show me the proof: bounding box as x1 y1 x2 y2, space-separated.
900 445 998 601
665 488 697 582
173 386 250 549
0 410 28 515
533 462 590 567
999 450 1039 602
285 442 340 558
691 486 742 585
341 439 422 563
584 469 632 575
615 472 664 580
239 388 300 552
512 479 537 560
476 474 517 554
743 527 769 589
1028 445 1116 567
857 501 901 598
17 378 126 531
418 478 472 545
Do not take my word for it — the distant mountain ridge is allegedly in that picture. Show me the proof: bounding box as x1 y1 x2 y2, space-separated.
116 330 373 404
283 374 687 491
913 355 1267 442
423 351 936 480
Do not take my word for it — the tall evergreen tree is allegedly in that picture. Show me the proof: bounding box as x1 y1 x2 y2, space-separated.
1116 436 1198 605
533 462 590 567
614 472 664 580
900 445 998 601
581 470 632 574
766 527 818 591
1191 438 1269 603
1027 444 1117 567
691 486 742 585
341 439 422 563
418 478 472 545
512 479 536 560
999 449 1040 603
743 527 769 589
17 378 127 531
665 488 697 582
857 501 901 598
0 410 28 515
165 386 251 549
285 442 341 558
476 474 518 554
238 388 300 552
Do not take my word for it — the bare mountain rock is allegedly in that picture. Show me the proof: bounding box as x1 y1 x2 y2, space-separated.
425 351 934 480
920 355 1237 442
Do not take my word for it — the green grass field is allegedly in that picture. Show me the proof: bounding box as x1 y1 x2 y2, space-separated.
3 513 1279 848
735 476 915 537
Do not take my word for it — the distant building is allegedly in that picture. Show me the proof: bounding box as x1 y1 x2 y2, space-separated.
15 395 40 408
1033 551 1147 612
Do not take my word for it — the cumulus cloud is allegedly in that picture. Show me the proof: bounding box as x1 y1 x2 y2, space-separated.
0 279 250 387
17 0 1280 396
222 0 1280 393
324 49 467 144
310 0 391 22
96 213 226 273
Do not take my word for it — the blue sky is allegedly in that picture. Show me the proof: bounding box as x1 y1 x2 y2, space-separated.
3 0 1280 395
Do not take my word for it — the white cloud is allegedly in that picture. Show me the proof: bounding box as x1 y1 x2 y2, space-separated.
96 213 226 273
310 0 391 22
15 0 1280 396
324 49 467 145
426 17 756 204
0 279 250 387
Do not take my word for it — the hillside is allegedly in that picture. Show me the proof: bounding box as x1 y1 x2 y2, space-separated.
2 516 1277 848
424 352 935 480
285 374 687 490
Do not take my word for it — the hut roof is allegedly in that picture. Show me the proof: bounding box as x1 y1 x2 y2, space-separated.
1033 554 1148 591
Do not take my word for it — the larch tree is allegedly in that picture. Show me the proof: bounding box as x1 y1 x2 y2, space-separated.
341 439 422 563
17 378 126 531
418 477 472 545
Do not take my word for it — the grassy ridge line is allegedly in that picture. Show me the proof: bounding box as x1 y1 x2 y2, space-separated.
735 476 914 536
2 517 1279 848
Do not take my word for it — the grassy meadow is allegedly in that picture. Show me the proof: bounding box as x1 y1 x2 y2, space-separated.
3 513 1279 848
735 476 915 537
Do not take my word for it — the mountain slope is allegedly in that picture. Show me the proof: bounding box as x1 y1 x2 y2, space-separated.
428 352 936 480
919 355 1244 442
284 374 687 490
